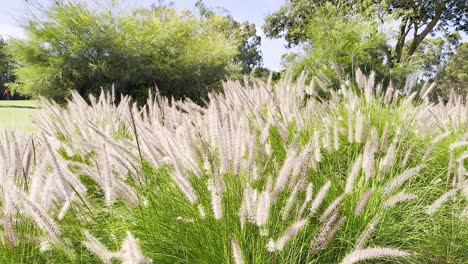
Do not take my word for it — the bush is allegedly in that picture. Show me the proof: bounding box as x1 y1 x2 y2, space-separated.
7 1 240 104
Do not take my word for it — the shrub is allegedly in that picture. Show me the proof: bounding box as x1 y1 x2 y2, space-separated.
6 1 240 104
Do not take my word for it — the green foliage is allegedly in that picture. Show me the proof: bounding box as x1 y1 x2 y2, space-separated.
280 3 389 84
0 37 7 75
250 67 282 83
7 1 241 103
195 0 263 75
0 37 15 94
436 42 468 97
264 0 468 86
414 32 461 80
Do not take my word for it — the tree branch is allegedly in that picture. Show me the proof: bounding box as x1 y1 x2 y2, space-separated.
407 4 444 58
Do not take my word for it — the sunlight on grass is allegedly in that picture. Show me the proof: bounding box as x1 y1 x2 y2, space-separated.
0 100 38 132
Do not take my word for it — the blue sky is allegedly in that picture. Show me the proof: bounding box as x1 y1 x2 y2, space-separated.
0 0 289 70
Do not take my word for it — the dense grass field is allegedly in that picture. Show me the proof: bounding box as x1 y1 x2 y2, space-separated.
0 73 466 263
0 100 38 132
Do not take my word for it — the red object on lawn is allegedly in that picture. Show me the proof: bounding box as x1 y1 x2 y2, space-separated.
3 89 8 96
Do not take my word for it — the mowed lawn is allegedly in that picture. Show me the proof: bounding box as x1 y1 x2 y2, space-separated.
0 100 38 132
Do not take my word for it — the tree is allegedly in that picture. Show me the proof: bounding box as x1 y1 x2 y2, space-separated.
250 67 282 83
413 32 461 80
436 42 468 97
0 37 16 99
7 1 240 103
195 0 262 75
264 0 468 72
279 3 388 83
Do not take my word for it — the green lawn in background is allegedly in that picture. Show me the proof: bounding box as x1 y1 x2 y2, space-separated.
0 100 38 132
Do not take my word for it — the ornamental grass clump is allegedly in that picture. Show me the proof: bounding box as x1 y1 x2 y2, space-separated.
0 70 466 263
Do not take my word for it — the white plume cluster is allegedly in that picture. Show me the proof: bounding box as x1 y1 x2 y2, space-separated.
1 70 466 262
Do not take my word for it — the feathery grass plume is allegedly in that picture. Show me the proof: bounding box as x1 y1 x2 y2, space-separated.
432 131 451 144
354 111 364 143
173 165 198 204
2 214 16 248
323 119 332 151
379 123 389 152
310 209 346 254
114 179 139 205
267 238 276 252
289 142 313 188
313 130 321 162
120 231 151 264
355 68 366 89
310 209 339 253
0 143 7 176
421 144 435 162
354 215 381 250
347 107 354 143
362 71 375 103
24 68 468 262
198 204 206 218
310 181 331 215
264 143 272 156
362 127 378 181
401 146 413 168
100 144 114 206
256 188 271 226
382 192 418 209
333 122 340 151
28 153 49 201
207 178 223 220
383 166 423 196
10 188 61 241
449 141 468 150
345 154 363 194
455 160 465 189
2 188 17 247
340 247 410 264
42 133 86 199
274 147 298 195
241 184 257 223
230 237 244 264
39 240 52 252
392 88 400 104
447 152 454 184
282 183 300 220
427 188 458 215
58 193 74 220
355 189 374 216
420 82 436 100
297 182 314 218
379 137 398 174
461 206 468 218
320 194 344 222
273 219 308 251
83 230 116 264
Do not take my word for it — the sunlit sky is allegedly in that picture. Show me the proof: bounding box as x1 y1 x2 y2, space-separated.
0 0 289 70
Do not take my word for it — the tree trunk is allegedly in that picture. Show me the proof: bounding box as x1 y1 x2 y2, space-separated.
407 6 444 58
390 16 409 66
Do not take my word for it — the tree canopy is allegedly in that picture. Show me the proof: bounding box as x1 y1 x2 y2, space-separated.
279 3 388 83
7 1 242 103
436 42 468 97
264 0 468 84
0 37 16 99
195 0 263 75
